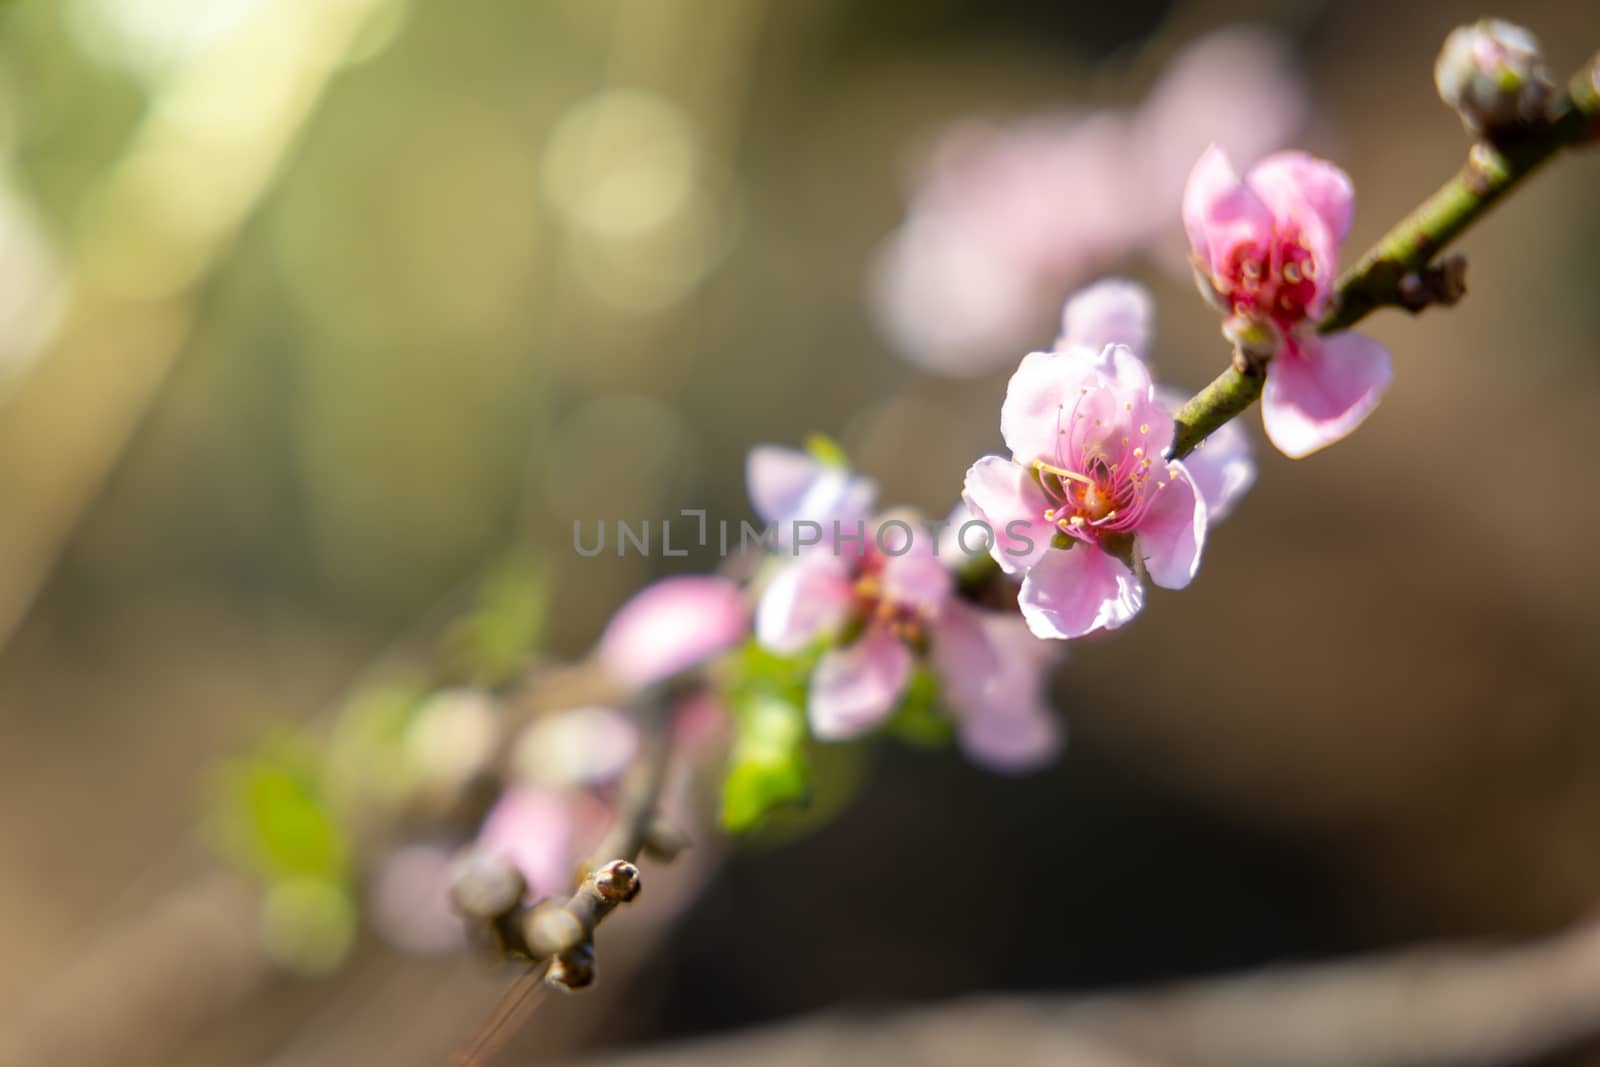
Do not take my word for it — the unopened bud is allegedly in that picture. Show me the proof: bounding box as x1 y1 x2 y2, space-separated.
1435 19 1553 137
546 943 596 991
448 851 525 920
593 859 642 903
524 899 585 957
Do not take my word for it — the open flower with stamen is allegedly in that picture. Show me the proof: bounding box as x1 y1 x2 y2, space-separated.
1184 146 1392 458
963 343 1206 639
751 453 1059 768
1057 277 1256 523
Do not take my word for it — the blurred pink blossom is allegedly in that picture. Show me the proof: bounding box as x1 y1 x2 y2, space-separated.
474 785 609 903
598 574 750 688
872 25 1307 376
1184 147 1391 457
512 705 640 789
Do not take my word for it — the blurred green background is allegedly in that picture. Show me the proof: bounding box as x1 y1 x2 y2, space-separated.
1 0 1598 1064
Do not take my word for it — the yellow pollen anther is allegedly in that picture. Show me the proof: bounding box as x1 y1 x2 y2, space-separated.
1133 447 1144 458
1139 423 1149 434
1033 459 1093 485
1283 262 1302 284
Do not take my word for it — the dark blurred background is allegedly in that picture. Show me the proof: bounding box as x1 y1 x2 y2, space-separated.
1 0 1598 1064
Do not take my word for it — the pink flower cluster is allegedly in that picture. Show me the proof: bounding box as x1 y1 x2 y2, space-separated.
872 26 1307 376
748 446 1062 771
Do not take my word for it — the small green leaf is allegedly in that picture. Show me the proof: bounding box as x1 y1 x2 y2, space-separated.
720 693 809 832
885 667 955 747
441 554 549 686
211 732 350 888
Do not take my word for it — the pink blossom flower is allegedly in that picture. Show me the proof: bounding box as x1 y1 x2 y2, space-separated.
598 574 749 688
1184 146 1393 457
757 511 964 738
962 342 1206 639
1057 277 1256 523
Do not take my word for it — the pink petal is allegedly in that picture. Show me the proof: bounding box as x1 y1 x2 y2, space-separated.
960 709 1062 773
962 456 1053 575
746 445 877 535
880 535 954 616
599 576 750 688
1135 463 1207 590
941 612 1063 771
808 630 912 739
476 786 573 901
1018 545 1144 639
1055 278 1153 359
1155 387 1255 523
1182 145 1274 281
1261 331 1393 458
1246 151 1355 246
754 556 854 654
929 599 999 714
999 350 1076 462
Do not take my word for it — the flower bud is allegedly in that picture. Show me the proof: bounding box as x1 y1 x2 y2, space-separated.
546 943 596 991
448 850 525 920
1435 19 1553 137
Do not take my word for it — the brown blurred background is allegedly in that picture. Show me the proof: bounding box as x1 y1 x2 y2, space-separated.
1 0 1598 1064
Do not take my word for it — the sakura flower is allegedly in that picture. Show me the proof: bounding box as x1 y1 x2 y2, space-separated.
1184 146 1393 457
598 574 749 688
963 343 1206 639
757 511 974 738
1056 277 1255 523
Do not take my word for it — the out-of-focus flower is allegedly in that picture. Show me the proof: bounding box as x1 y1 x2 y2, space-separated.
1184 147 1391 457
871 25 1307 376
472 784 610 904
1434 19 1553 136
758 509 963 738
963 343 1206 639
749 450 1060 767
598 574 749 688
404 688 499 799
746 443 877 550
940 611 1062 772
1058 277 1256 523
512 705 639 790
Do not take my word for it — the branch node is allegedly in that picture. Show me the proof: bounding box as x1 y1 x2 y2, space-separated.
1397 254 1469 313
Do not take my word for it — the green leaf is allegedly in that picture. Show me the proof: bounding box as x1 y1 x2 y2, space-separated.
210 732 351 888
720 693 809 833
885 667 955 747
441 554 550 685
